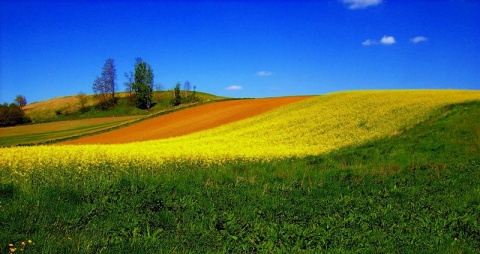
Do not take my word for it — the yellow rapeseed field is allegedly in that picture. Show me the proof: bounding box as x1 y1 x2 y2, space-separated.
1 90 479 175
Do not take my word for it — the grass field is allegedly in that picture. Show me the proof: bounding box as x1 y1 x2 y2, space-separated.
1 90 479 252
0 116 142 147
23 95 97 122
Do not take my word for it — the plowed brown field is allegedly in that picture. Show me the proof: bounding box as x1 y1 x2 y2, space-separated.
63 96 311 145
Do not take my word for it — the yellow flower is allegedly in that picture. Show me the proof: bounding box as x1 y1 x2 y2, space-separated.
0 90 479 171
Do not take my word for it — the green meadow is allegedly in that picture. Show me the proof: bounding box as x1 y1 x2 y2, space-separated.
1 100 479 253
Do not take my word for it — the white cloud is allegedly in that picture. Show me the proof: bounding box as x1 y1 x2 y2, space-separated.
362 39 376 46
362 36 395 46
225 85 242 91
380 35 396 45
257 71 273 77
410 36 428 44
340 0 383 9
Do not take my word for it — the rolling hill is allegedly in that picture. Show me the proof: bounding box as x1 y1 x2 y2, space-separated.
2 89 480 252
62 96 311 144
2 90 479 170
22 91 225 123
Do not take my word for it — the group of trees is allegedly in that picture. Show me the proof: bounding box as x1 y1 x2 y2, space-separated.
93 57 194 110
0 95 31 127
1 58 195 127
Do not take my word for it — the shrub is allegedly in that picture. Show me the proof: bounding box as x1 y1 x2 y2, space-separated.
0 103 30 127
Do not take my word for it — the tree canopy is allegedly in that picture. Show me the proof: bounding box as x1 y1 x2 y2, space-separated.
14 95 27 108
132 61 154 109
93 58 116 109
0 103 30 127
172 83 181 106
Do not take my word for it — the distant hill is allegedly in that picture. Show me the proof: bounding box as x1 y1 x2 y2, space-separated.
23 91 226 123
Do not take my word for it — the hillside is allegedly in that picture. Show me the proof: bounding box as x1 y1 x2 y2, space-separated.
23 91 225 123
2 90 479 169
63 96 311 144
1 96 309 147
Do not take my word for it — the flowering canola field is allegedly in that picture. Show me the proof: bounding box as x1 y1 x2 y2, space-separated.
1 90 479 175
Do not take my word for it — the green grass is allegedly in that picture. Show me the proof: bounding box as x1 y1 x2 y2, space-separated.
1 101 479 252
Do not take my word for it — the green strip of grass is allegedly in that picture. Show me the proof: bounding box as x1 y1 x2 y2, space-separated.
1 101 479 252
0 118 141 147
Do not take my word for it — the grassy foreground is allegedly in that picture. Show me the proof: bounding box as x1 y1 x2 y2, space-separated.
1 101 479 252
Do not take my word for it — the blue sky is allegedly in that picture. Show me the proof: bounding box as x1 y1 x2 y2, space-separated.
1 0 479 103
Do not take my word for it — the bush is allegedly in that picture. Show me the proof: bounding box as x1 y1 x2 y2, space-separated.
22 115 32 124
0 103 31 127
95 98 116 111
181 94 200 104
79 106 91 113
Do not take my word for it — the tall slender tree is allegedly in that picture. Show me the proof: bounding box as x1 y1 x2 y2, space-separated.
183 81 191 97
172 82 181 106
93 58 116 109
132 60 154 109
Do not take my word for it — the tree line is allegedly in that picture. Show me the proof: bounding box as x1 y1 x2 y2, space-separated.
92 57 196 110
0 57 196 127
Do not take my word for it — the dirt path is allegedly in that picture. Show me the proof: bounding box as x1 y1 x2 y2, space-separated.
63 96 311 144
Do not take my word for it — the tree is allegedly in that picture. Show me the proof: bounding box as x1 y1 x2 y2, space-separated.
14 95 27 108
93 58 116 109
0 103 30 127
0 103 9 126
183 81 191 97
172 82 181 106
132 60 154 109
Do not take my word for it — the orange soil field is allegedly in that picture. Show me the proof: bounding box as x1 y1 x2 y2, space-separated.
63 96 311 145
